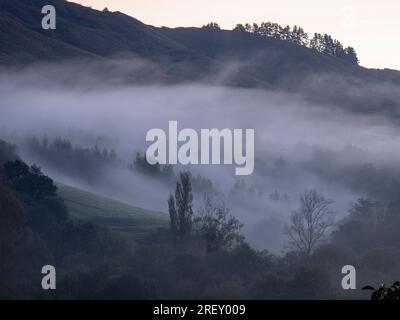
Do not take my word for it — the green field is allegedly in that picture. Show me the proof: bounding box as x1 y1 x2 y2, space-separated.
57 183 168 239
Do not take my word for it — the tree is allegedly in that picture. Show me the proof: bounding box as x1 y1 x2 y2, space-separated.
310 33 324 52
3 160 57 202
233 24 246 32
343 46 359 65
234 21 358 64
252 23 259 34
290 26 308 46
168 172 194 242
195 195 243 252
168 193 178 244
202 22 221 30
286 189 334 256
280 25 291 41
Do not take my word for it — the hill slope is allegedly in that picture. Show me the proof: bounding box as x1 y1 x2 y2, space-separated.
57 183 168 239
159 27 365 83
3 0 400 84
0 0 218 82
0 0 185 61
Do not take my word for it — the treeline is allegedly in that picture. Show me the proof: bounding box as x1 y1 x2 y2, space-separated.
229 179 290 202
130 152 215 193
202 22 359 64
26 136 119 181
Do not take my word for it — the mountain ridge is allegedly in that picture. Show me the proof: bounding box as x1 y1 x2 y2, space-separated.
1 0 400 87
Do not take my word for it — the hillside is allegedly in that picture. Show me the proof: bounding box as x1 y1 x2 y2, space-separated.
3 0 400 86
0 0 185 60
57 183 168 239
159 27 365 84
0 0 217 82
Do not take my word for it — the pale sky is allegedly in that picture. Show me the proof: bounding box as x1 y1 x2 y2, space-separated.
72 0 400 70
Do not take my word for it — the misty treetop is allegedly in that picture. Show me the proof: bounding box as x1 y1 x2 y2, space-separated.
221 21 359 64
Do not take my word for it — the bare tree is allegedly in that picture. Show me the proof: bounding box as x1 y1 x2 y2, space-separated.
286 189 334 256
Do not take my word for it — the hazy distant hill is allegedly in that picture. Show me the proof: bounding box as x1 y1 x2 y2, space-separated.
1 0 400 87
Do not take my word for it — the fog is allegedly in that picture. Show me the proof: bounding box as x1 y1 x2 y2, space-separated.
1 59 399 253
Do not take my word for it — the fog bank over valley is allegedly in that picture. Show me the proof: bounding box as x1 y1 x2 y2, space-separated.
1 61 399 253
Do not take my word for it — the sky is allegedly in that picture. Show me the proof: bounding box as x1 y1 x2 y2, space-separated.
72 0 400 70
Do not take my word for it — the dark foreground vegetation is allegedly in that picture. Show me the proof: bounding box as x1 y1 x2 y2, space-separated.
1 139 400 299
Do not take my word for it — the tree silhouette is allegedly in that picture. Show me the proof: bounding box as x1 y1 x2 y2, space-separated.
168 172 194 243
194 194 243 252
233 24 246 32
286 189 334 256
202 22 221 30
233 22 359 64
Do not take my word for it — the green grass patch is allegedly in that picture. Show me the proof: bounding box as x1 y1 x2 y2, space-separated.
56 183 168 239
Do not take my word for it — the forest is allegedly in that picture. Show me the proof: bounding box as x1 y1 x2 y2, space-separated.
1 138 400 300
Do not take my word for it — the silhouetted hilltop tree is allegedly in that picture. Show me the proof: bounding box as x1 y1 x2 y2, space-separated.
232 21 359 64
343 46 359 64
291 25 309 46
233 24 246 32
202 22 221 30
